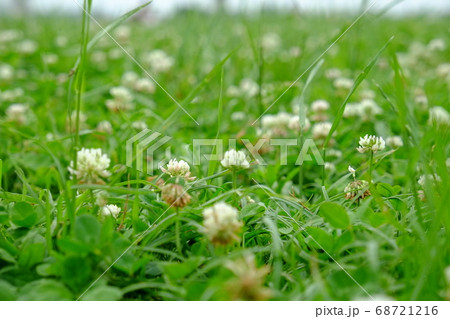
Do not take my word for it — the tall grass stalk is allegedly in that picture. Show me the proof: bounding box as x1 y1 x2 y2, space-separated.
73 0 92 173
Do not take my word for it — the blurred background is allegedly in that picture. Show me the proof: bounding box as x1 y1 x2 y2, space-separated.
1 0 450 17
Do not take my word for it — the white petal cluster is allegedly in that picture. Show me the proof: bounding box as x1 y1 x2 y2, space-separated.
261 111 291 136
227 78 259 98
312 122 332 140
386 136 403 148
325 68 342 80
100 204 121 219
348 165 356 178
0 64 14 80
428 106 450 126
5 103 27 124
427 38 446 51
418 174 441 188
134 78 156 93
311 99 330 121
144 50 174 73
68 148 111 183
343 99 382 121
106 86 134 112
0 29 22 43
333 77 353 90
121 71 156 94
132 121 147 131
221 149 250 169
288 115 311 133
202 202 242 246
436 63 450 80
161 158 193 179
16 39 37 54
356 135 385 153
97 120 113 134
1 88 24 102
261 32 282 52
121 71 139 87
311 99 330 113
114 25 131 43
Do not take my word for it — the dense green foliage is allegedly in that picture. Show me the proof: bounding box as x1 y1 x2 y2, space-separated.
0 6 449 301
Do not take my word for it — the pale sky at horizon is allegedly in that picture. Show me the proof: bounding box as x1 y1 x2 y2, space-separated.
1 0 450 17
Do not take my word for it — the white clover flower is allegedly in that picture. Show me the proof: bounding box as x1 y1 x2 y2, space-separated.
95 190 109 207
1 88 24 101
356 135 385 153
261 111 291 136
202 202 242 246
160 158 195 180
324 162 336 174
0 64 14 80
43 53 58 65
414 95 428 108
359 99 382 121
348 165 356 178
134 78 156 93
428 106 450 126
91 51 107 66
231 111 246 121
97 120 113 134
428 38 446 51
311 99 330 113
239 78 259 98
289 46 301 58
16 39 37 54
68 148 111 184
221 149 250 169
312 122 332 140
344 180 371 200
418 174 441 188
436 63 450 79
144 50 174 73
0 29 22 43
106 86 134 112
226 85 240 97
55 35 68 47
334 77 353 90
100 204 121 219
5 103 27 124
121 71 139 87
108 48 122 60
325 68 342 80
114 25 131 43
386 136 403 149
288 115 311 132
225 254 272 301
132 121 147 130
261 32 282 52
343 102 360 118
359 89 376 100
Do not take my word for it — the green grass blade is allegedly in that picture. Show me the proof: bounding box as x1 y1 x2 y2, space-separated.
71 1 152 73
158 48 237 131
323 36 394 149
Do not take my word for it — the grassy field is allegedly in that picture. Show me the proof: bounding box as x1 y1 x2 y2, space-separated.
0 2 449 301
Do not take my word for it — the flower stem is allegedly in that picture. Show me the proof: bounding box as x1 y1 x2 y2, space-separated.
232 169 237 190
175 208 181 255
369 150 374 184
